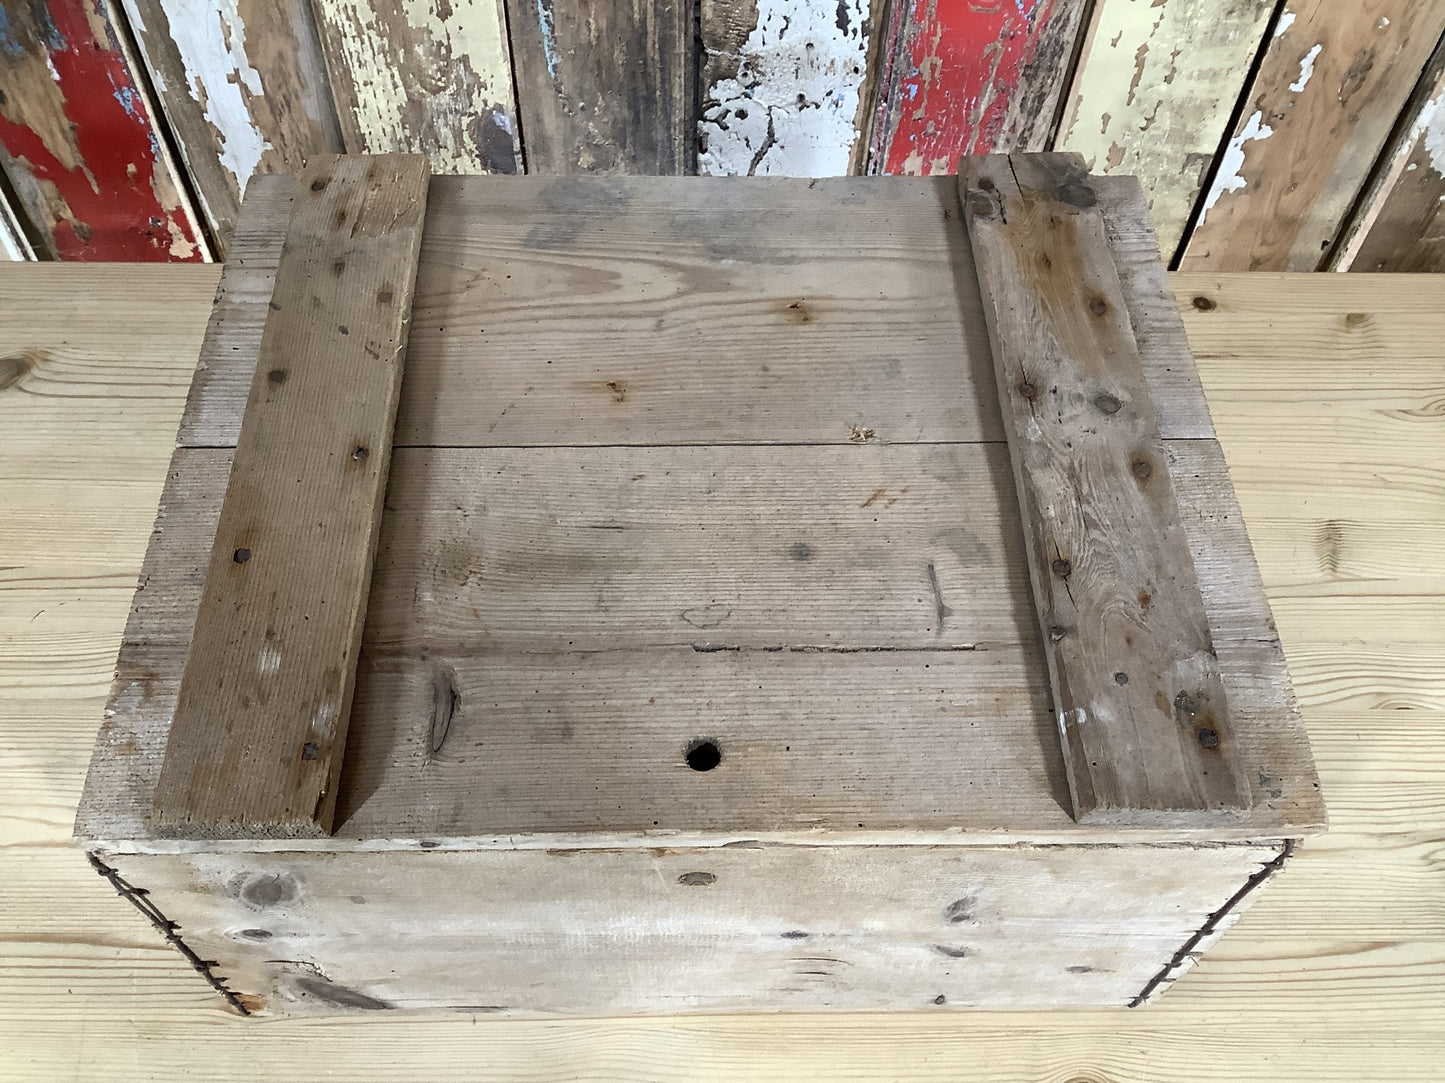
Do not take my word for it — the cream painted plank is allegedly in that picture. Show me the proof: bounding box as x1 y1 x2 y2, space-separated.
310 0 520 174
1056 0 1276 257
118 0 343 251
1 186 33 260
1181 0 1445 271
699 0 877 176
178 175 1217 448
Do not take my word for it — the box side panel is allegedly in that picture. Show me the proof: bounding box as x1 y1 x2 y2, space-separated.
98 843 1283 1014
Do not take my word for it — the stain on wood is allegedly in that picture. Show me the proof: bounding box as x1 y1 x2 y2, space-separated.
118 0 343 253
1333 37 1445 272
1056 0 1277 258
872 0 1086 175
698 0 875 176
1181 0 1445 271
0 0 207 260
507 0 694 173
151 155 429 838
312 0 520 174
960 153 1251 824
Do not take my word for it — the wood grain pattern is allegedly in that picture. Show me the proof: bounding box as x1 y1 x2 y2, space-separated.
1181 0 1445 271
311 0 520 174
0 0 208 261
872 0 1086 175
117 0 343 253
1332 38 1445 272
177 175 1219 449
961 154 1249 825
98 842 1281 1013
698 0 877 176
1 263 1437 1071
151 156 428 838
1055 0 1277 258
506 0 694 173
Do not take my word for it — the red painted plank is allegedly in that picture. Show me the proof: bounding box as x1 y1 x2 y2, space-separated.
875 0 1085 175
0 0 206 261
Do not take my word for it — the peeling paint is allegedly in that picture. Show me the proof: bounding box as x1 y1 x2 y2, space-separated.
1290 43 1321 93
698 0 872 176
314 0 521 173
1274 10 1295 37
1057 0 1276 252
1423 88 1445 176
878 0 1086 174
1198 109 1273 224
0 1 205 260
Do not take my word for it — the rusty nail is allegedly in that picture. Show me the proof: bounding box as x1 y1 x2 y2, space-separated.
1095 393 1122 414
1051 558 1072 577
1019 381 1038 400
1197 728 1220 750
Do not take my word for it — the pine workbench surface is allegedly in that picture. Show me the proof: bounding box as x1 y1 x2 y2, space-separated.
1 265 1441 1079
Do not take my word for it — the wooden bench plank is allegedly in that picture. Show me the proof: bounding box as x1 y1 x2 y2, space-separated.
959 152 1251 825
151 154 429 838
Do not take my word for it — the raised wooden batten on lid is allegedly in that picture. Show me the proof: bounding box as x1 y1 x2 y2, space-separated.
76 157 1324 1016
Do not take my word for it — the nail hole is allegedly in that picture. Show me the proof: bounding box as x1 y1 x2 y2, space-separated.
1018 380 1037 400
978 177 995 191
233 548 251 564
1051 558 1071 577
301 741 319 761
352 446 369 461
1088 297 1108 316
1197 728 1220 749
1192 295 1216 312
677 871 716 887
239 928 272 940
267 369 287 385
310 178 328 192
685 737 722 772
1095 393 1121 414
1114 672 1129 685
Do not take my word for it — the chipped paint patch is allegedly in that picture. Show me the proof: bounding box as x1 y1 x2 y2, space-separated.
698 0 873 176
1274 10 1295 37
314 0 520 173
1198 110 1274 225
1423 88 1445 176
1290 43 1322 93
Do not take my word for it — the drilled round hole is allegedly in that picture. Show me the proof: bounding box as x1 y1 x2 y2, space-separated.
685 737 722 772
233 547 251 564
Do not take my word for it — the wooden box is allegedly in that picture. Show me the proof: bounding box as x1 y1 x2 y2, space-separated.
75 156 1324 1016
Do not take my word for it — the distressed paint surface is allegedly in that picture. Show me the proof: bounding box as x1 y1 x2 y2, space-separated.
1182 0 1445 271
875 0 1086 175
313 0 520 173
0 0 206 260
1335 43 1445 272
698 0 873 176
1 186 32 258
1056 0 1276 257
119 0 341 248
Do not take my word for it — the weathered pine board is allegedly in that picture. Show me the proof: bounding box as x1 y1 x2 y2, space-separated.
311 0 520 175
871 0 1086 176
117 0 343 254
1332 39 1445 273
0 0 207 261
1055 0 1277 259
506 0 694 173
80 443 1319 847
1181 0 1445 271
177 175 1217 448
99 843 1284 1014
960 154 1249 825
698 0 878 176
151 157 429 839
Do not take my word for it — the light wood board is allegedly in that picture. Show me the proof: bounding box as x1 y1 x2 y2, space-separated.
0 262 1440 1073
960 154 1248 823
152 156 429 838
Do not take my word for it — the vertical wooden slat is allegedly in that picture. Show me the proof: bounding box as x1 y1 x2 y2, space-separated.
697 0 877 176
1181 0 1445 271
872 0 1087 175
152 155 429 839
959 152 1250 826
1054 0 1276 258
0 0 208 261
0 184 34 259
117 0 343 254
507 0 694 173
1332 36 1445 273
311 0 521 174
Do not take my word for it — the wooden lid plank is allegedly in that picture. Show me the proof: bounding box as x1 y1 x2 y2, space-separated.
958 152 1252 825
151 154 430 838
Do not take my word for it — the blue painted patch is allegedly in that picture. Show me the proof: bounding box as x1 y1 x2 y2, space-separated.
37 6 67 51
535 0 559 80
108 72 141 119
0 8 28 57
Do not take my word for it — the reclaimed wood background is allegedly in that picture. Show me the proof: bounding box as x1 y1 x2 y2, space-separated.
3 0 1445 266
